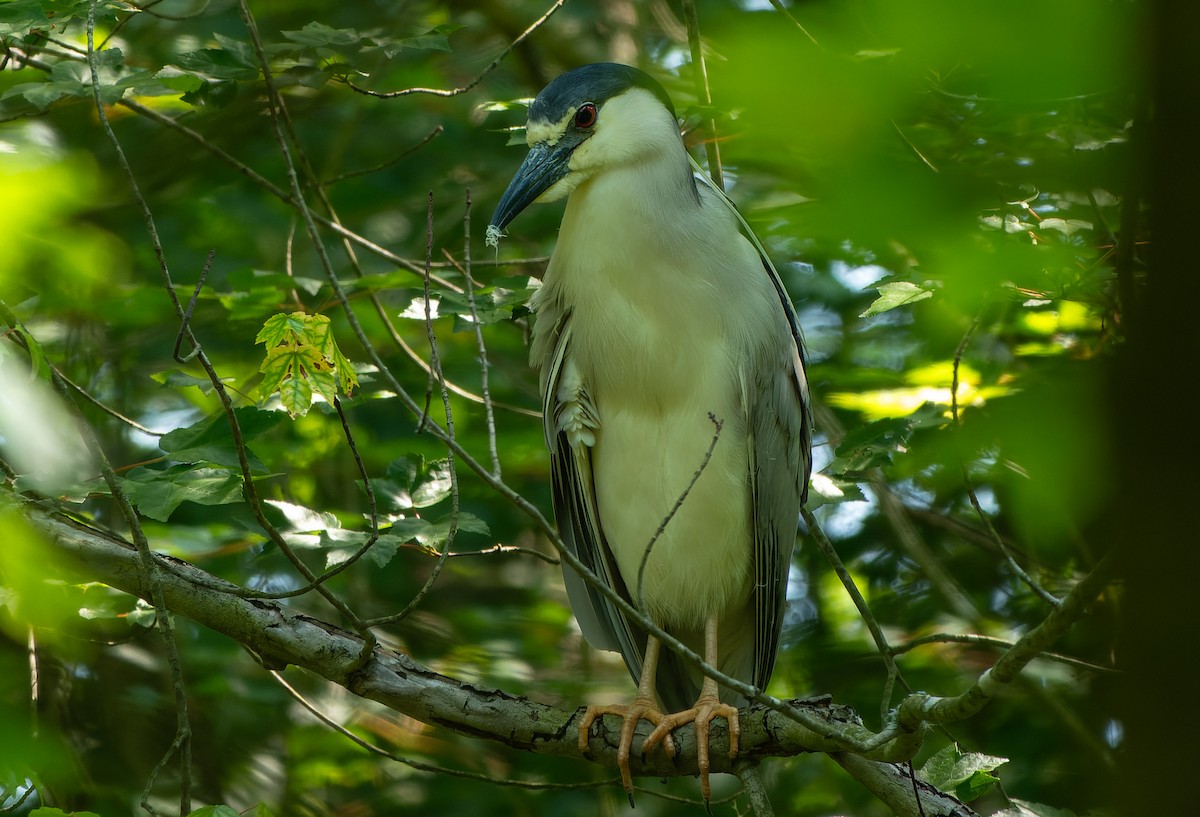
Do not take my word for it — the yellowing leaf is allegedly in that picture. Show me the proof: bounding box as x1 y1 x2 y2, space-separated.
255 312 358 417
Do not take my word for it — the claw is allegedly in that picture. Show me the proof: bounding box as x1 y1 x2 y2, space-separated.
578 698 673 802
642 692 740 803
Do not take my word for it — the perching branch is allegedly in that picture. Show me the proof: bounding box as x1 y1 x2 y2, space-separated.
25 498 1108 817
27 508 880 770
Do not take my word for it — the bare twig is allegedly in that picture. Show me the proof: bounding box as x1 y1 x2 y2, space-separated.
767 0 820 46
268 669 615 790
636 413 724 615
363 194 460 629
85 6 192 812
323 124 445 185
893 120 939 173
172 249 212 364
459 190 501 476
890 632 1115 675
681 0 723 190
346 0 567 99
443 542 558 564
951 316 1061 607
802 506 910 721
51 367 162 437
896 555 1114 730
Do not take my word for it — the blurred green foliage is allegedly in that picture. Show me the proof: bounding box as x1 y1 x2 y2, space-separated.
0 0 1138 815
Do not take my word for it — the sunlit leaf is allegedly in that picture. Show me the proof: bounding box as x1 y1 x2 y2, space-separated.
860 280 935 317
806 473 867 509
256 312 358 417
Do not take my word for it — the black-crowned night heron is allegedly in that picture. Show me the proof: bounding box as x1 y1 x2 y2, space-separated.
488 63 811 803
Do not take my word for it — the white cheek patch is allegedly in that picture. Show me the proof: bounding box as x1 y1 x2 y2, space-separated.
525 109 578 147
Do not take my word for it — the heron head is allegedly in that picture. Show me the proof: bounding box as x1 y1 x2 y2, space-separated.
488 63 680 237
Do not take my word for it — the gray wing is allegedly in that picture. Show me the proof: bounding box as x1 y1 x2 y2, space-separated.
746 286 811 690
534 302 648 689
691 163 813 691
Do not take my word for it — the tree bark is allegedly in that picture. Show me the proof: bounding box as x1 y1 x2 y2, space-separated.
27 504 974 816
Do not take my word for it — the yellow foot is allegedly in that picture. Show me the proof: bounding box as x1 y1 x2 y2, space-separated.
643 693 740 805
578 698 678 801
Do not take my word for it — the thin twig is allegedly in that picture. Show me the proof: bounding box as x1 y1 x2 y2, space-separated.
460 190 501 476
802 505 910 722
890 632 1115 675
1114 98 1145 330
951 316 1061 607
268 669 615 790
441 542 558 564
51 367 162 437
346 0 567 98
364 194 460 629
897 555 1115 730
767 0 820 46
415 194 438 434
232 0 379 663
85 6 192 812
329 396 382 570
681 0 723 190
323 124 445 184
172 249 212 363
893 120 939 173
636 413 724 615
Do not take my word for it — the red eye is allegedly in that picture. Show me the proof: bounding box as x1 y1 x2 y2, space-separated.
574 103 597 129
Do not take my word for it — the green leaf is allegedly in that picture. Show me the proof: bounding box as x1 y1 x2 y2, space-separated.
860 280 935 317
398 26 459 52
122 465 245 522
228 267 323 297
917 743 1008 802
31 807 103 817
956 768 1002 802
826 416 919 476
804 473 867 510
442 281 537 327
281 22 367 48
186 807 243 817
372 456 454 510
992 799 1078 817
180 79 239 108
158 407 281 472
150 369 231 394
0 1 116 37
174 46 259 82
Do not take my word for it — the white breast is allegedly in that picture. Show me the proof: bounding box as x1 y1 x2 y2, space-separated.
535 162 780 629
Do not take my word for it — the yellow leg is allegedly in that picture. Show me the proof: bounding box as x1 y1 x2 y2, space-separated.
642 616 740 805
577 635 677 802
